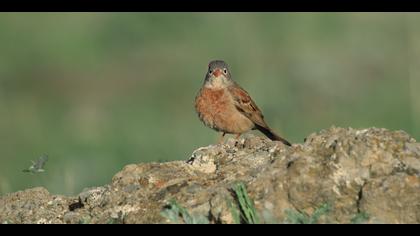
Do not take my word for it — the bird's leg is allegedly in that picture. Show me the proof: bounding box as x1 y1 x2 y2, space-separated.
234 133 242 146
218 132 226 144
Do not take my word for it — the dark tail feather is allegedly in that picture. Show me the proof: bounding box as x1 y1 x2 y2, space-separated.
256 125 292 146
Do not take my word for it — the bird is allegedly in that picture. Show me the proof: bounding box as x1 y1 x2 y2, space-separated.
23 155 49 174
194 60 291 146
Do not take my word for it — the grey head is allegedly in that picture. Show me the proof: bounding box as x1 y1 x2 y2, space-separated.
204 60 234 88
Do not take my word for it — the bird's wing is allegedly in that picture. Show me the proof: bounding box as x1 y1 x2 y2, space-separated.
34 155 48 169
227 83 269 128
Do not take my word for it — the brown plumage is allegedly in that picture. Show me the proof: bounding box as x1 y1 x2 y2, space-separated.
195 60 291 146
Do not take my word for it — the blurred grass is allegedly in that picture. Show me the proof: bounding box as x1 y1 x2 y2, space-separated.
0 13 418 195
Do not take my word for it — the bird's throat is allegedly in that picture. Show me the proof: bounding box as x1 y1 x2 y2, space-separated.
205 76 231 89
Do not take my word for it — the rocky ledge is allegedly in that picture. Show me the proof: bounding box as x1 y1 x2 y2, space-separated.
1 127 419 224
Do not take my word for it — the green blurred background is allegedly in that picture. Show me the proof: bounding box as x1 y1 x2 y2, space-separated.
1 13 419 196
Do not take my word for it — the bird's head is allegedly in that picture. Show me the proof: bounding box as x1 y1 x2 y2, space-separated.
204 60 234 89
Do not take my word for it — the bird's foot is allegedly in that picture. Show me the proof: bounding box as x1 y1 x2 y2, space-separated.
217 132 226 145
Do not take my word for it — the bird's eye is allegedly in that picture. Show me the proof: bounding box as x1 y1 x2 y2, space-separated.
209 69 213 74
223 68 227 74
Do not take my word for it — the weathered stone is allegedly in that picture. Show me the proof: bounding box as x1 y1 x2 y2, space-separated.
0 127 419 224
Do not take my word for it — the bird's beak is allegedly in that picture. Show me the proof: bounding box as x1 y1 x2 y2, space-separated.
213 68 222 77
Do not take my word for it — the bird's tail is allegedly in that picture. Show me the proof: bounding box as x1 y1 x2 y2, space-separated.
256 125 292 146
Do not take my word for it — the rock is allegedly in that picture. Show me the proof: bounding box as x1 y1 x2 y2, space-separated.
0 127 419 224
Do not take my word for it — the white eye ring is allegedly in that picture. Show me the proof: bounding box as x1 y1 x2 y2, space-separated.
209 69 213 74
223 68 227 74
